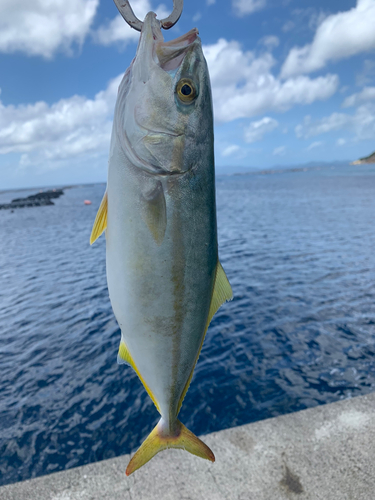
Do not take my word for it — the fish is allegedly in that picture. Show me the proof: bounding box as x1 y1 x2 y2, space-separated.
90 11 232 475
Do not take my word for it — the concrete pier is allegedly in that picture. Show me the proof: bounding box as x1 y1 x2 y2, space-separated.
1 392 375 500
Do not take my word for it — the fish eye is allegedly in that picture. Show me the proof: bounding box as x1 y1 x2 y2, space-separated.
176 78 197 103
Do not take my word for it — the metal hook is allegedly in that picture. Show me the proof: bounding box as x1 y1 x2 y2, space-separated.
113 0 183 32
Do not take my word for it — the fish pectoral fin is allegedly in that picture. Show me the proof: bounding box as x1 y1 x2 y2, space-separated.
90 189 108 245
177 261 232 414
126 418 215 476
141 180 167 246
117 339 161 414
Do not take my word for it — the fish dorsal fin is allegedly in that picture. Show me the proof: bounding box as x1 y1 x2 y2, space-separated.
207 261 233 328
90 190 108 245
117 339 161 414
177 261 232 413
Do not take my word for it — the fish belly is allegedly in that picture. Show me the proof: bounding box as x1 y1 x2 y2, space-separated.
106 149 217 421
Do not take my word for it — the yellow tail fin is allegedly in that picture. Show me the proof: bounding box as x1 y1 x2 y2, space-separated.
126 418 214 476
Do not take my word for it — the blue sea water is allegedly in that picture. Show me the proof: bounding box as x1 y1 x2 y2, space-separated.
1 164 375 486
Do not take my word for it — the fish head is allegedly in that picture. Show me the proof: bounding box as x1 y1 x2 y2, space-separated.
114 12 214 176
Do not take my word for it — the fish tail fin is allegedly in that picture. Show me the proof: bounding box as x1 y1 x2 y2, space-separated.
126 418 215 476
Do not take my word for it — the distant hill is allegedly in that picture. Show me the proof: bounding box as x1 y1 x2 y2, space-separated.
215 165 259 175
216 160 352 176
352 151 375 164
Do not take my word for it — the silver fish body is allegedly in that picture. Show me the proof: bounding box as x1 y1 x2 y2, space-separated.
91 12 232 475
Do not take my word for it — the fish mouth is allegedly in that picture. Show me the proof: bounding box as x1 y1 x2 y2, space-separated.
155 28 199 71
139 12 200 72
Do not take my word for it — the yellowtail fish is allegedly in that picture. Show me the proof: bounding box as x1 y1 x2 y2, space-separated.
90 11 232 475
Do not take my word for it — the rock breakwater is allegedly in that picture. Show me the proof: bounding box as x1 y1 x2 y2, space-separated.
0 189 64 210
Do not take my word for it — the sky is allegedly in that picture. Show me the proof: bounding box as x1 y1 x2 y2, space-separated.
1 0 375 189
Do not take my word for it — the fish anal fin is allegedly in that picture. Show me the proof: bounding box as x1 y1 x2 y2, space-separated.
126 418 214 476
177 261 232 413
117 340 133 367
90 190 108 245
117 339 161 414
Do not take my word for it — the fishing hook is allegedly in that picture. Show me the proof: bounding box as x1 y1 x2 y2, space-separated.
113 0 183 32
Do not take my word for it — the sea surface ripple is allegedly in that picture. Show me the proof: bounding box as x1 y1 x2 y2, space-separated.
1 164 375 485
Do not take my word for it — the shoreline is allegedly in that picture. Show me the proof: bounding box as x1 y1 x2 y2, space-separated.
1 392 374 499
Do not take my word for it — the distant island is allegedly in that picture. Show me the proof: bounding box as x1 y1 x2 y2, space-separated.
0 189 64 210
352 151 375 165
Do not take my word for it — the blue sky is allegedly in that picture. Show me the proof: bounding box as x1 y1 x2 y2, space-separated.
1 0 375 188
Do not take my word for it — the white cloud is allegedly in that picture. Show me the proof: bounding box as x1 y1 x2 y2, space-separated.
282 20 295 32
307 9 329 31
356 59 375 86
203 39 339 122
281 8 327 34
295 103 375 141
337 138 346 146
295 114 350 138
307 140 323 150
0 33 342 173
192 12 202 22
0 75 123 167
222 144 241 157
95 16 140 46
233 0 266 17
207 0 216 5
259 36 279 50
0 0 98 58
281 0 375 77
273 146 286 156
342 87 375 107
95 0 170 46
244 117 278 143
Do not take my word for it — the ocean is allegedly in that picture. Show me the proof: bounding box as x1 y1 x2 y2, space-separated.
1 163 375 485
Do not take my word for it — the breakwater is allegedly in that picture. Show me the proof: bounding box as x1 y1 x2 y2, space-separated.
0 393 374 500
0 189 64 210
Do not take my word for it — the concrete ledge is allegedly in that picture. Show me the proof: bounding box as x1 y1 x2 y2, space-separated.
1 393 375 500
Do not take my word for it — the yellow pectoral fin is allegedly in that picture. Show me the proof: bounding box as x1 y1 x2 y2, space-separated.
117 340 160 414
90 190 108 245
177 261 233 413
